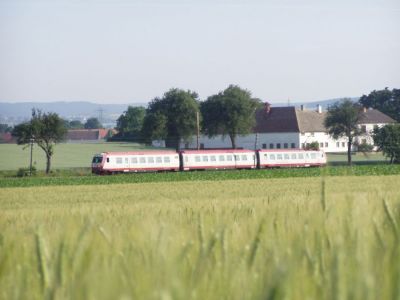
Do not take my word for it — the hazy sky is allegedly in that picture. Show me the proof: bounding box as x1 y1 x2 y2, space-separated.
0 0 399 104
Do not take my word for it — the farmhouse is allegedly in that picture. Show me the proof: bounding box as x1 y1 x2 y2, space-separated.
153 103 396 152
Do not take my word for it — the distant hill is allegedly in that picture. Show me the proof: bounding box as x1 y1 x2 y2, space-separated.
0 101 147 126
0 97 359 126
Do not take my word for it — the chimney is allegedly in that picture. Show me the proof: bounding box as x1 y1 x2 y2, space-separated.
264 102 271 114
316 104 322 114
300 104 305 111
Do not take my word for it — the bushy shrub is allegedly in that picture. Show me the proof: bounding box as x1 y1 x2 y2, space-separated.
357 143 374 152
16 166 37 177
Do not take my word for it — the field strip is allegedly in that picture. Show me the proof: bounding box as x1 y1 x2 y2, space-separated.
0 164 400 188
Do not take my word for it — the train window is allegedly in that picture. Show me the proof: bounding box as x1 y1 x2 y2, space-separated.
291 154 297 159
131 157 138 164
277 154 283 160
148 157 155 163
241 155 247 161
202 156 209 162
269 143 274 149
227 155 233 161
298 153 304 159
270 154 276 160
311 153 317 159
210 156 216 162
156 157 162 163
92 157 103 163
107 158 110 163
116 157 123 164
284 143 288 149
219 155 225 161
234 155 240 161
305 154 310 159
264 154 268 158
125 158 128 164
140 157 146 163
195 156 201 162
164 157 171 163
184 156 189 162
284 154 290 160
291 143 295 148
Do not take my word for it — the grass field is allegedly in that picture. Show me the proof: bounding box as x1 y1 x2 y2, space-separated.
1 175 400 299
0 142 389 172
0 142 152 171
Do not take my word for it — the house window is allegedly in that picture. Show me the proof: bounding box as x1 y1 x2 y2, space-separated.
361 125 367 133
320 143 324 148
262 143 267 149
342 142 346 147
291 143 295 148
310 133 315 137
277 143 281 149
336 142 340 148
284 143 288 149
269 143 274 149
325 142 328 148
200 143 205 149
301 143 305 149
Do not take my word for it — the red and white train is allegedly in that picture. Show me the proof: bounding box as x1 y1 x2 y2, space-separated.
91 149 326 175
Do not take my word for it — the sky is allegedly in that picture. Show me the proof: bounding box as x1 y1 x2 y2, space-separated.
0 0 399 104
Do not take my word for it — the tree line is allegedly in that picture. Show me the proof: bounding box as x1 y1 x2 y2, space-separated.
11 86 400 173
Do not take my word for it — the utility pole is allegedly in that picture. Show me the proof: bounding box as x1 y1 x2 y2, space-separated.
196 111 200 150
29 137 34 176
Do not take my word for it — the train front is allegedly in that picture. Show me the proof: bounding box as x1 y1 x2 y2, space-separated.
91 153 105 174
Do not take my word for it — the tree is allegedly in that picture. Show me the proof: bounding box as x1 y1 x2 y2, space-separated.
359 88 400 122
12 109 67 174
69 120 84 129
0 124 12 133
141 88 199 150
201 85 262 149
84 118 102 129
116 106 146 140
324 99 362 165
373 124 400 164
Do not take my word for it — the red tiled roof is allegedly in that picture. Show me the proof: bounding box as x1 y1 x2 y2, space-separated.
66 129 108 140
254 107 299 133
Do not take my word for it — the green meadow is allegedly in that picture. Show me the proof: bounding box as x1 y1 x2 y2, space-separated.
1 176 400 299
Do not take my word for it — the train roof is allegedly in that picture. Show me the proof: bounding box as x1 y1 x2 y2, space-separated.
180 149 254 154
257 149 324 152
100 150 178 156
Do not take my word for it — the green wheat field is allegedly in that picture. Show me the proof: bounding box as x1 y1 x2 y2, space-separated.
1 175 400 300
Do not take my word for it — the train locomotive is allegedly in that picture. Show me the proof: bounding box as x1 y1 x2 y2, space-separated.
91 148 326 175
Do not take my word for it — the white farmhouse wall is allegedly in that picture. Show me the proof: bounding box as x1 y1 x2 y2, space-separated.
299 132 349 153
355 123 386 148
178 133 300 150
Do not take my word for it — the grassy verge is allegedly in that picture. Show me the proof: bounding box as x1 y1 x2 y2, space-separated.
1 164 400 188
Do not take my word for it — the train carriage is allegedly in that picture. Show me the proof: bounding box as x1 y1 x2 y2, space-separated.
257 149 326 168
91 150 180 174
180 149 257 171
